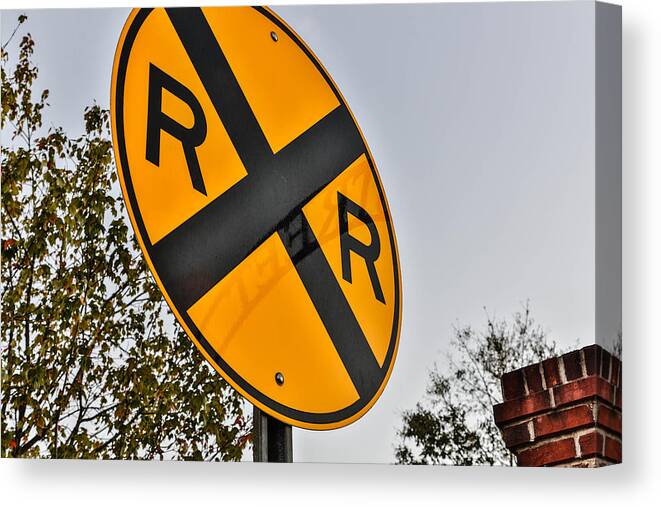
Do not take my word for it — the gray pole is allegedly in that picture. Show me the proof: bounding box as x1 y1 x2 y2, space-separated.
252 405 293 463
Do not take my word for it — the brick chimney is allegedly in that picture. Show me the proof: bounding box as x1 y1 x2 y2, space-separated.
493 344 622 467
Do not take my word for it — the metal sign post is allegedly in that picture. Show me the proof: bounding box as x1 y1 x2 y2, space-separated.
253 405 293 463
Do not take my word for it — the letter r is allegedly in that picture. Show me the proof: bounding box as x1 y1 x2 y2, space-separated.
146 63 208 195
337 192 385 304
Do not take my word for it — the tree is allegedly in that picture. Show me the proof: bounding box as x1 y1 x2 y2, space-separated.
1 17 251 460
395 303 562 465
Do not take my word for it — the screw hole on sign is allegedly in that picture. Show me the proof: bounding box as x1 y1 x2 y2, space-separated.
270 31 278 42
275 372 285 385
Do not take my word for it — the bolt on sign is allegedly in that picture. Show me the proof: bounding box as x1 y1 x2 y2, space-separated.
110 6 402 430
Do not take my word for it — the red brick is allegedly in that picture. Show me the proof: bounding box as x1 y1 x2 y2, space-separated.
542 358 562 388
579 430 604 456
597 404 622 435
615 384 622 409
601 349 612 380
524 364 544 393
517 438 577 467
502 422 532 448
553 376 614 407
562 350 583 380
533 404 595 438
494 390 553 424
583 345 601 376
604 436 622 463
611 357 621 387
501 369 526 401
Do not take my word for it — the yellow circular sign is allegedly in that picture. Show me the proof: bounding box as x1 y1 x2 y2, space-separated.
111 6 401 429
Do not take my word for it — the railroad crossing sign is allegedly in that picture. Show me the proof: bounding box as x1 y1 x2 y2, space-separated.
110 6 401 429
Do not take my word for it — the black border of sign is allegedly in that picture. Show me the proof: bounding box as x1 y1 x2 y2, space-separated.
113 6 401 426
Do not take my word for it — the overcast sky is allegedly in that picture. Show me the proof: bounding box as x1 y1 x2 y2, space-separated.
1 1 603 464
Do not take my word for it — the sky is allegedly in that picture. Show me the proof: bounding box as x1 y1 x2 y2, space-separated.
1 2 606 464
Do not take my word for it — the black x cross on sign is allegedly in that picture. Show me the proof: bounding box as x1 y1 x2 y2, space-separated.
112 6 401 428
